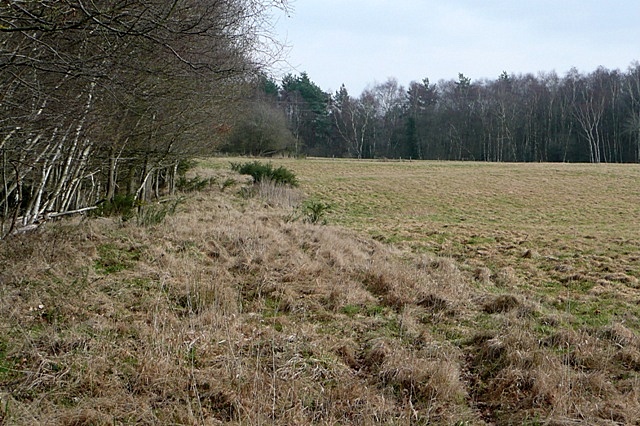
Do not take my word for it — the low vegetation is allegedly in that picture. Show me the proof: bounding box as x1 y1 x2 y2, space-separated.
230 161 299 187
1 159 639 424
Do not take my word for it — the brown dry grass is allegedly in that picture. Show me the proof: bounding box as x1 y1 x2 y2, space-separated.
1 159 640 425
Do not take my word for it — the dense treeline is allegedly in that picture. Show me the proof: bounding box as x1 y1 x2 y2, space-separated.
233 65 640 163
0 0 288 237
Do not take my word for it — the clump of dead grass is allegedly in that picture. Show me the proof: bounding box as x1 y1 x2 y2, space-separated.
483 294 521 314
465 314 640 424
255 178 305 208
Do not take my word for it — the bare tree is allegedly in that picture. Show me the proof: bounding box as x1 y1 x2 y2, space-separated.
570 68 607 163
0 0 289 237
624 63 640 162
224 100 296 156
331 85 377 159
371 78 406 157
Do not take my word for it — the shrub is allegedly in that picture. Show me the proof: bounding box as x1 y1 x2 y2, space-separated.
230 161 298 186
92 194 137 219
220 178 237 191
176 175 216 192
300 199 331 224
91 193 183 226
176 159 197 177
136 198 182 227
285 199 332 224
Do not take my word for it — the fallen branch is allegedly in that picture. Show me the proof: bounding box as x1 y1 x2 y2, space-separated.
45 205 98 219
9 206 99 236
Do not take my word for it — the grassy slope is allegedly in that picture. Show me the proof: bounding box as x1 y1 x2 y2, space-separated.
1 159 639 425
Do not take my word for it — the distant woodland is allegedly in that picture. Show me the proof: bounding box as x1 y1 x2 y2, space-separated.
228 66 640 163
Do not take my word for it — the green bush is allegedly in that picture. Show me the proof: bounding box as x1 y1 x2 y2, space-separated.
230 161 298 187
92 193 182 226
220 177 237 191
92 194 137 219
300 199 331 224
136 198 182 227
176 159 197 177
176 175 215 192
285 198 331 224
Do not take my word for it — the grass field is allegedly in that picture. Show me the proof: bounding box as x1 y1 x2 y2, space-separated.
208 158 640 322
2 158 640 425
210 157 640 422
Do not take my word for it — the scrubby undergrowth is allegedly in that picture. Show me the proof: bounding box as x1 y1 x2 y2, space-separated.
1 166 639 425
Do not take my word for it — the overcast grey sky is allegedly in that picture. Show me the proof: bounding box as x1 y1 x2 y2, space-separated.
273 0 640 94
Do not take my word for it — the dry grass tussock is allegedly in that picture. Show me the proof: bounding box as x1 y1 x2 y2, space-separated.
1 165 639 425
